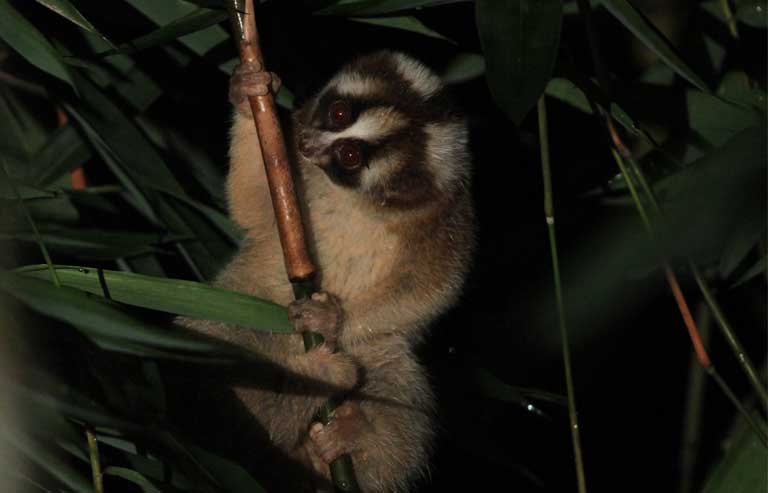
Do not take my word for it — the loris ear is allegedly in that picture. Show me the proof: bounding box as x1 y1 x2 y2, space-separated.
227 113 274 230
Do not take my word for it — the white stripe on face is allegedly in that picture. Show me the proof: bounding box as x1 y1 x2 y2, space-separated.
392 53 442 99
330 72 384 98
318 107 408 146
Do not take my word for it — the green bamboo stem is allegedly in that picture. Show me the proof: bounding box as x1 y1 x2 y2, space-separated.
1 162 60 288
619 143 768 411
609 139 768 445
538 96 588 493
691 265 768 409
85 429 104 493
678 303 710 493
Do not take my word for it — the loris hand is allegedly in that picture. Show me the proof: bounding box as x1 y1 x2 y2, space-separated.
229 61 281 115
309 401 372 465
289 292 343 351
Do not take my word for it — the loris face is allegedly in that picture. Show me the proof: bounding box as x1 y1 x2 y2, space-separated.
292 51 470 210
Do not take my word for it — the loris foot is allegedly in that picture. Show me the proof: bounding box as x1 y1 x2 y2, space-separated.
309 401 372 464
229 61 281 114
289 292 343 351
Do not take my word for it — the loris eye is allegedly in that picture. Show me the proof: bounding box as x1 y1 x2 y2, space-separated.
335 141 363 171
328 100 352 127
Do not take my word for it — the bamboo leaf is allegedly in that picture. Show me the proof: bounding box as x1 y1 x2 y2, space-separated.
350 16 454 42
731 255 766 288
476 0 563 124
26 124 92 187
0 88 49 160
1 228 167 260
440 52 485 84
101 8 229 57
121 0 229 56
317 0 469 16
16 265 292 333
736 0 767 28
702 414 768 492
2 428 92 492
0 272 252 355
103 467 163 493
601 0 710 91
0 0 76 90
33 0 110 42
545 77 641 134
188 446 268 493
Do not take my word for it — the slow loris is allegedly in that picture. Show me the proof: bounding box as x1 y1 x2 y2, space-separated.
179 51 474 492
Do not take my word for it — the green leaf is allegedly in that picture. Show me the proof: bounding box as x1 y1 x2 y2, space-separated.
0 0 76 90
16 265 292 333
702 414 768 493
0 88 49 160
474 368 566 409
34 0 111 42
686 90 762 151
544 77 639 135
736 0 767 28
122 0 228 56
0 272 256 357
601 0 709 91
718 72 767 111
103 467 163 493
350 16 454 42
1 228 166 260
655 125 767 266
440 52 485 84
188 446 268 493
731 255 766 288
2 428 92 492
719 217 765 279
317 0 468 16
101 8 229 57
26 124 92 187
476 0 563 124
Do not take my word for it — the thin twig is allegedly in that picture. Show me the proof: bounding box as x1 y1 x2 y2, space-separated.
85 429 104 493
538 95 588 493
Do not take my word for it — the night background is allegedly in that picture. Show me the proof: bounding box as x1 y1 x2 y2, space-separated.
0 0 766 492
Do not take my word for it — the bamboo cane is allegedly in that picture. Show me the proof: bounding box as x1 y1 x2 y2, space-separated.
226 1 361 491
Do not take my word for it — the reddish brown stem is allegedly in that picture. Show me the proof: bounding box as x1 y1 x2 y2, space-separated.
664 266 712 369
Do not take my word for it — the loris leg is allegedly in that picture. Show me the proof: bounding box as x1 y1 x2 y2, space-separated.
229 61 282 115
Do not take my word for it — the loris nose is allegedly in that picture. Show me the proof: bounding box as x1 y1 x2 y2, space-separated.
298 133 320 158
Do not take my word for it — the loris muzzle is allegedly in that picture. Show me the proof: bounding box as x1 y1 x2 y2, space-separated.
179 51 475 493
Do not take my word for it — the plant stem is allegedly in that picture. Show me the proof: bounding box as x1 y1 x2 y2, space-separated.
85 429 104 493
678 303 710 493
609 129 768 445
615 135 768 411
538 96 588 493
719 0 740 39
1 161 60 287
691 263 768 409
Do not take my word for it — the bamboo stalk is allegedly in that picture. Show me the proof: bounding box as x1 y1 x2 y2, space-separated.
608 135 768 446
85 429 104 493
538 96 588 493
576 0 767 445
225 1 360 491
618 141 768 411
